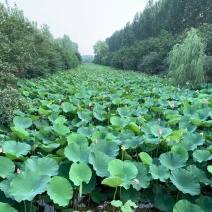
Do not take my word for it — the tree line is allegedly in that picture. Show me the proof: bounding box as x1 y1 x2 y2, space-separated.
0 2 81 124
93 0 212 85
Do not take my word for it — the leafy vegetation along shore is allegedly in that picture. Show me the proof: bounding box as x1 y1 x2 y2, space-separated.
0 64 211 211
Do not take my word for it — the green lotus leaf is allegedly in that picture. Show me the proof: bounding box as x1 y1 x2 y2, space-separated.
183 107 197 116
132 163 151 190
47 104 61 112
13 116 32 129
171 146 188 161
89 151 112 177
38 108 51 116
128 122 140 134
168 130 186 143
193 150 212 163
191 119 203 126
23 90 29 96
0 202 17 212
121 200 138 212
195 196 212 212
173 200 203 212
33 119 49 129
39 143 60 152
9 170 50 202
91 130 107 141
108 159 138 189
64 143 90 163
77 111 92 122
111 200 123 207
82 172 96 194
77 127 93 137
93 111 106 121
2 141 31 158
0 178 12 198
0 156 15 178
149 164 170 182
154 193 175 212
61 102 76 113
152 107 163 113
24 157 59 176
187 165 210 185
138 152 153 165
91 191 107 203
47 176 73 207
101 176 125 188
123 135 144 148
179 132 204 151
150 125 172 137
207 165 212 174
159 152 186 170
54 116 67 125
170 168 200 195
117 107 132 117
110 116 128 127
53 123 70 136
121 188 141 203
11 127 29 139
69 163 92 186
91 139 119 158
67 133 88 145
179 116 197 132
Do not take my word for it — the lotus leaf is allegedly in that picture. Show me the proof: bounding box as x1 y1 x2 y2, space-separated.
173 200 203 212
69 162 92 186
47 176 73 207
170 168 200 195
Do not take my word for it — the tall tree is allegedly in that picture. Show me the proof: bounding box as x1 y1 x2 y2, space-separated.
168 28 206 86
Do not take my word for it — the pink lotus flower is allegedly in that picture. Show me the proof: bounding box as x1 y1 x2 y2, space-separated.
138 114 142 119
171 104 175 108
126 91 128 94
158 128 162 135
59 99 62 103
0 148 3 153
134 179 140 185
89 102 92 107
103 94 107 99
157 118 161 122
17 168 21 174
94 139 98 144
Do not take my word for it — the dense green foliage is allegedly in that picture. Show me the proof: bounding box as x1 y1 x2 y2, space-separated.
0 2 81 125
0 3 80 78
93 0 212 84
0 64 211 211
93 40 109 64
168 28 206 86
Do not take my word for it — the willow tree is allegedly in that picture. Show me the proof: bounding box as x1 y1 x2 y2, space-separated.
168 28 206 87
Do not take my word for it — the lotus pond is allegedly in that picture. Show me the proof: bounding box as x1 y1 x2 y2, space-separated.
0 64 212 212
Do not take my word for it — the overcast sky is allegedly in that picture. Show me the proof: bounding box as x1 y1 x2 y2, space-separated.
1 0 149 55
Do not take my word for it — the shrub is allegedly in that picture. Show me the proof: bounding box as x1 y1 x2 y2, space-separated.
0 88 26 125
138 52 162 74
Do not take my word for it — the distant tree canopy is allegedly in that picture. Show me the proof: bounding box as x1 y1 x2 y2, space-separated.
81 55 94 63
93 0 212 84
0 2 81 79
93 40 109 65
0 2 81 125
